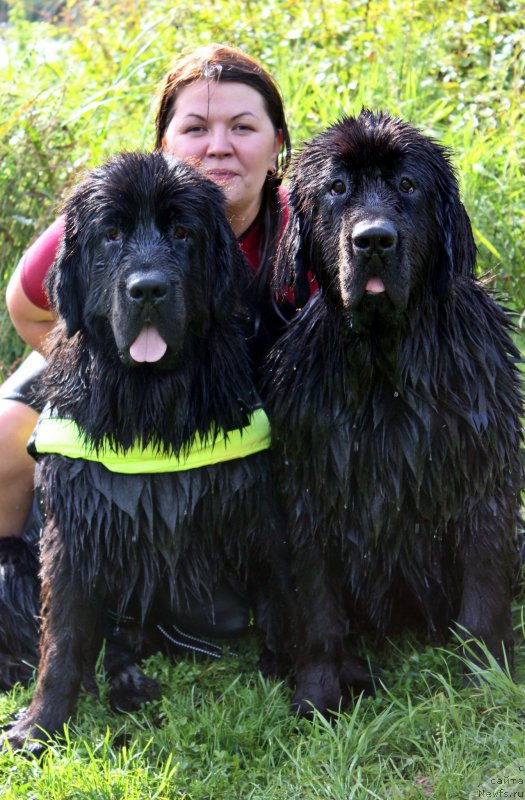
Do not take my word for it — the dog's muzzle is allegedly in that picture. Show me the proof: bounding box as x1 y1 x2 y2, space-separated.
111 266 185 365
339 217 409 312
352 220 398 297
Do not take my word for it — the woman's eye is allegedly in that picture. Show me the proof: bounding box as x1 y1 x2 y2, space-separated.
173 226 188 240
330 180 347 196
400 177 415 193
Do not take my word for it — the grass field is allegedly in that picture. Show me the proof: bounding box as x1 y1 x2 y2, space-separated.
1 625 525 798
0 0 524 797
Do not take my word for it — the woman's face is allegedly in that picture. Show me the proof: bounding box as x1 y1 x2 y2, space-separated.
162 80 282 235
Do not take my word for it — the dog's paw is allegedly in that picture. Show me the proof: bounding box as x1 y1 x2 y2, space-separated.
291 663 343 719
1 715 50 758
108 665 161 713
340 653 379 697
258 646 291 680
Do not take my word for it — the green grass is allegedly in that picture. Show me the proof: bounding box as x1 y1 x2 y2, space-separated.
2 624 525 799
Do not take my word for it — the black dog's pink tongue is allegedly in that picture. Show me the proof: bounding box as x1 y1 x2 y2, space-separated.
129 327 167 363
365 276 386 294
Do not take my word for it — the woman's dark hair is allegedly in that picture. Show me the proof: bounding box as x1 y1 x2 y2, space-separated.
154 44 292 317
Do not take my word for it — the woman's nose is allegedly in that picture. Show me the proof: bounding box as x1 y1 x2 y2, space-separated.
207 128 232 157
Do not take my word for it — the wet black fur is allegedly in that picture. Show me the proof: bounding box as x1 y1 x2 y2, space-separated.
263 111 523 715
4 152 291 752
0 537 40 690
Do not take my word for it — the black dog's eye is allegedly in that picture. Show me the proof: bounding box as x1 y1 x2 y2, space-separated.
400 177 415 193
330 180 347 197
104 229 121 242
173 226 188 240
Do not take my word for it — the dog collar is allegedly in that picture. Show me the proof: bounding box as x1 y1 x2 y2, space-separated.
29 407 270 473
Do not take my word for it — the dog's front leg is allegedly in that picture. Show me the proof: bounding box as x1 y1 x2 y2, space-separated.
246 511 298 680
291 538 346 717
455 505 516 681
3 525 105 754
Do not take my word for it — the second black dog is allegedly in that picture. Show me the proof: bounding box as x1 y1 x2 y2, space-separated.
264 110 523 716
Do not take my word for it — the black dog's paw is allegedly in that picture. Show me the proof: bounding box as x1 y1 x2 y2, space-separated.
291 663 343 719
108 665 161 713
340 652 379 697
258 646 292 680
2 706 29 732
1 714 50 758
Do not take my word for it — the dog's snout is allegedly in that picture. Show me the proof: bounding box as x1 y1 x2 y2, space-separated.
126 271 168 304
352 221 398 254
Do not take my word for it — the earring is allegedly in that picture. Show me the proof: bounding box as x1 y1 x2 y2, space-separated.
267 167 277 177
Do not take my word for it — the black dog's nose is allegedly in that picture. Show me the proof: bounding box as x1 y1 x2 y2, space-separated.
126 271 168 304
352 220 398 254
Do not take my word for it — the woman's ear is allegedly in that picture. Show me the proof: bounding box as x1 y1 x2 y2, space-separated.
269 129 284 171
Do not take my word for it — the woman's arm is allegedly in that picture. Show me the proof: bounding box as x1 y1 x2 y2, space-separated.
6 263 55 352
5 216 65 353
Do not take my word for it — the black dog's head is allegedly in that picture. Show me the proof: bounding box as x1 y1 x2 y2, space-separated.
279 110 476 327
46 152 245 368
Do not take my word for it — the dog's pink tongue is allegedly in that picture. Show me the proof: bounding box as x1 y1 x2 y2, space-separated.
129 327 167 363
365 276 386 294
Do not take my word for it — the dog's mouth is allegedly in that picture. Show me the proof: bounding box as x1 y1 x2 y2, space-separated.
341 272 398 309
339 268 408 335
128 326 168 363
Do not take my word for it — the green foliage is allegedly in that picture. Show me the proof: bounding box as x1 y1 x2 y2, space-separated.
0 0 524 376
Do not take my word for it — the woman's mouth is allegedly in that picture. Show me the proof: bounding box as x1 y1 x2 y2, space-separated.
206 170 237 183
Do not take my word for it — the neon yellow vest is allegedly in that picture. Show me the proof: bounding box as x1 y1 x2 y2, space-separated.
30 408 271 474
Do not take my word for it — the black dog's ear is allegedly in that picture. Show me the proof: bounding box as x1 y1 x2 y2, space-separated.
275 187 312 309
44 209 85 337
209 213 243 324
434 178 477 299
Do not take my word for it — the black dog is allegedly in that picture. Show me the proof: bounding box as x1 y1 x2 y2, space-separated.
4 152 291 752
263 111 523 715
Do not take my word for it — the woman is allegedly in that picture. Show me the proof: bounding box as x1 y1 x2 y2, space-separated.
0 43 298 688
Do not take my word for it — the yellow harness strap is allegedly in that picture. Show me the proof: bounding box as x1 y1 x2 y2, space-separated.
30 408 271 474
